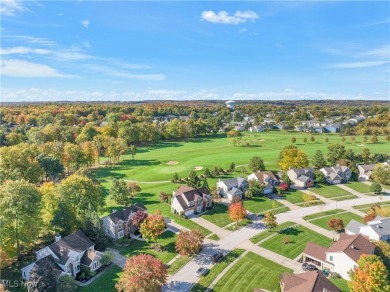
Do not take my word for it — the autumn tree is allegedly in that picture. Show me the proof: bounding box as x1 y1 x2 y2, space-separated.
372 240 390 270
228 202 247 226
328 218 344 233
131 210 148 231
227 129 242 146
263 211 278 231
371 134 378 144
348 254 390 292
37 153 64 181
363 213 377 224
39 182 60 228
310 136 315 142
291 137 296 144
175 229 204 256
278 145 309 171
116 254 167 292
0 180 41 258
312 150 327 169
159 192 169 203
245 179 264 199
372 164 390 185
130 145 136 160
249 156 265 172
0 284 9 292
127 182 141 203
139 210 166 246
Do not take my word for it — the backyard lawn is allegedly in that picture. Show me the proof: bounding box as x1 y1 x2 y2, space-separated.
260 225 332 259
78 265 122 292
191 249 246 292
243 196 287 214
114 230 177 263
311 184 354 199
250 221 295 244
202 204 231 227
329 278 350 292
309 212 364 231
212 252 293 292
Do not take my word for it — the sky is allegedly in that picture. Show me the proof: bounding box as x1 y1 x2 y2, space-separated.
1 0 389 102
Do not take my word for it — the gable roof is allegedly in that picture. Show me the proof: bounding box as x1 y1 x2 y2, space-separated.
281 271 340 292
220 177 247 188
250 171 278 182
81 249 102 266
345 220 364 234
358 164 376 172
326 234 375 262
291 168 315 178
367 217 390 237
107 202 147 223
297 175 313 183
173 185 210 210
34 254 64 279
227 187 242 196
303 242 327 262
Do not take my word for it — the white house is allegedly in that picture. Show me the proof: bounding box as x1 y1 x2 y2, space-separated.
21 230 103 281
302 234 375 280
287 167 315 188
320 166 352 184
247 171 279 195
345 217 390 242
248 125 264 132
171 185 212 216
216 177 248 201
357 164 376 180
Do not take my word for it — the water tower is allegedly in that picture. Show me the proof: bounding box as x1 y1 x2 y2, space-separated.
225 100 236 110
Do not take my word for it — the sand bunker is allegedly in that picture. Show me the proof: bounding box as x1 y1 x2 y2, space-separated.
194 166 203 171
357 144 365 147
166 161 179 165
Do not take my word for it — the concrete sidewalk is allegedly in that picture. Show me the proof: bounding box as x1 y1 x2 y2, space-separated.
292 217 340 240
292 186 334 204
277 198 301 210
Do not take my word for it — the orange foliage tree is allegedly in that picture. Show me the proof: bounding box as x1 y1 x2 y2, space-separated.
228 202 247 226
175 229 204 256
139 210 166 246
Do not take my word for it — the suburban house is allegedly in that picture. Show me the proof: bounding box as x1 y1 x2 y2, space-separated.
287 167 315 188
319 166 352 184
357 164 376 180
247 171 280 195
21 230 103 281
171 185 212 216
280 271 340 292
248 125 264 132
345 217 390 242
101 202 147 240
216 177 248 201
302 234 375 280
324 123 341 133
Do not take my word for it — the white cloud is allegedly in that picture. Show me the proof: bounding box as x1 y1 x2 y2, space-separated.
83 64 165 81
201 10 259 25
359 45 390 59
238 28 248 34
0 46 50 55
0 0 27 16
1 59 69 77
324 60 389 69
81 20 90 28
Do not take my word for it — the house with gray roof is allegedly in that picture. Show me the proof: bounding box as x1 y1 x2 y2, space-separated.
357 164 376 180
101 202 147 240
171 185 212 216
320 166 351 184
287 167 315 188
216 177 248 201
346 217 390 242
247 171 279 195
21 230 103 281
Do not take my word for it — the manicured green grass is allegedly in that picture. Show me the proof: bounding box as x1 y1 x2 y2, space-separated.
282 188 306 204
250 221 295 244
354 202 390 214
329 278 350 292
311 184 354 199
260 226 331 259
225 219 251 231
303 209 346 220
345 181 372 194
114 231 177 264
191 249 246 292
332 195 358 201
78 265 122 292
212 252 293 292
207 233 220 241
310 212 364 231
202 204 232 228
168 255 192 275
243 196 286 214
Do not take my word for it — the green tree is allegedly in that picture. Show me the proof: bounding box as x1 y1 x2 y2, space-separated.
372 165 390 185
312 150 327 169
314 170 326 183
230 162 235 171
370 182 382 195
187 171 205 188
51 201 80 235
249 156 265 172
0 180 41 258
245 179 264 199
110 178 132 205
360 148 372 164
57 275 78 292
37 153 64 181
100 251 115 266
203 168 211 178
263 211 278 231
327 144 346 165
83 219 108 251
371 134 378 144
310 136 315 142
227 129 242 146
291 137 296 144
130 145 137 160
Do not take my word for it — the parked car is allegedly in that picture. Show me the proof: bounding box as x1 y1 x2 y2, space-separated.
211 252 224 263
302 263 318 271
196 267 209 277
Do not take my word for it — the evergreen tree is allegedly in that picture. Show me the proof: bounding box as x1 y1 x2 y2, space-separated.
312 150 327 169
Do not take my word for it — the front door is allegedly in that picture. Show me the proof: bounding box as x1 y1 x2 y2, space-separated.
197 205 202 213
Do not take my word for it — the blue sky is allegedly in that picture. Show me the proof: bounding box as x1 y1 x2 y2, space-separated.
1 1 389 101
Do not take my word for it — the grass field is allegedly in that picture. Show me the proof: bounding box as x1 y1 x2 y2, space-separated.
282 188 307 205
212 252 293 292
260 225 332 259
304 209 346 220
243 196 286 214
311 184 354 199
78 265 122 292
309 212 364 231
250 221 296 244
168 255 192 274
191 249 246 292
345 181 372 194
202 204 232 227
114 230 177 264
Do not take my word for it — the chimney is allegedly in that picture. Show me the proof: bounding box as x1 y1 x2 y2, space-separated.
55 234 62 242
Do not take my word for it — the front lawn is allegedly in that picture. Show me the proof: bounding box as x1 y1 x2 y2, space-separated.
115 230 177 263
303 209 346 221
345 181 372 194
260 225 332 259
225 219 251 231
332 195 358 201
243 196 286 214
311 184 354 199
250 221 295 244
309 212 364 231
353 202 390 213
207 233 220 241
168 255 192 275
282 189 306 204
202 204 232 228
78 265 122 292
191 249 245 291
212 252 293 292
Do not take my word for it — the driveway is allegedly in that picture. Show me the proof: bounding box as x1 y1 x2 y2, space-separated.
106 248 126 269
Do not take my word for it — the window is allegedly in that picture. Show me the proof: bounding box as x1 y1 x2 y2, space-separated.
23 272 26 278
329 256 333 261
189 201 195 207
76 265 80 271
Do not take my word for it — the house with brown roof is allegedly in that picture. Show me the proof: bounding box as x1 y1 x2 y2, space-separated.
320 166 352 184
357 164 376 180
171 185 212 216
21 230 103 281
101 202 147 240
280 271 340 292
302 234 375 280
247 171 279 194
287 167 315 188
